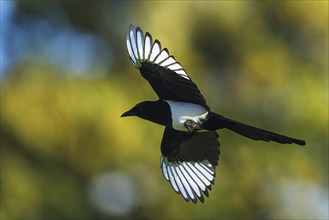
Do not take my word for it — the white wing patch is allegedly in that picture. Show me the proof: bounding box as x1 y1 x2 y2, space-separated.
127 25 190 80
160 156 216 203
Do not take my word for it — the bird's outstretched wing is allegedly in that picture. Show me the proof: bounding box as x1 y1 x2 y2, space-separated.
126 25 209 110
160 127 220 203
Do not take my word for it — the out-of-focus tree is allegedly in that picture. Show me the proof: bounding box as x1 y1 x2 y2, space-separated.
1 1 328 219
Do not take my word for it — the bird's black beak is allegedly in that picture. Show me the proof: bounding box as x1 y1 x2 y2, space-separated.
121 109 136 117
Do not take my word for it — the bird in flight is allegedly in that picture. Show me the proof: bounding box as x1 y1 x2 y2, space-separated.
122 25 306 204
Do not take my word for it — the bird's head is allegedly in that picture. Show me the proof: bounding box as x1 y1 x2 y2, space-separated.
121 101 153 119
121 100 171 126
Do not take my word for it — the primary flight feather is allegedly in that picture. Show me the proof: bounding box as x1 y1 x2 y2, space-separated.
122 25 306 204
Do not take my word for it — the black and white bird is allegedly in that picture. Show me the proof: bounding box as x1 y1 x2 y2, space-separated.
122 25 306 204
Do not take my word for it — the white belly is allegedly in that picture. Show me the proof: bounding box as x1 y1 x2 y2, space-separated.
165 101 209 131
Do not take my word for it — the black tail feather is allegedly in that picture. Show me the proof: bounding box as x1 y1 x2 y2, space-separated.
203 112 306 146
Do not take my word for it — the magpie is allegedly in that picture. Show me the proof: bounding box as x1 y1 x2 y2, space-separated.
122 25 306 204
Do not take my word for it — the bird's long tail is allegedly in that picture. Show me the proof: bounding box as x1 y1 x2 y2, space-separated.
202 112 306 146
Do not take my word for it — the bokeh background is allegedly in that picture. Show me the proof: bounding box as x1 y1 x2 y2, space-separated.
1 1 328 219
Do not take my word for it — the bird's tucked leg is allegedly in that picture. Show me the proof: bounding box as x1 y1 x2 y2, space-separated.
184 120 197 134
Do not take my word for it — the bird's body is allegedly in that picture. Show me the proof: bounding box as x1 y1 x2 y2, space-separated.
122 25 305 204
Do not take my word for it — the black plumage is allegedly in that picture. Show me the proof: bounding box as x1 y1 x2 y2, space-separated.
122 25 305 204
140 62 210 110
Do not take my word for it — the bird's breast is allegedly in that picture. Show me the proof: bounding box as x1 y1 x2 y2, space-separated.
165 100 209 131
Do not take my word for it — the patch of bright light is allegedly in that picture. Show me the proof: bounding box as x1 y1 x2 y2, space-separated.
89 172 137 216
276 180 328 219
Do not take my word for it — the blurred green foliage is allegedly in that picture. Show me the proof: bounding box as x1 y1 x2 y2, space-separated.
1 1 328 219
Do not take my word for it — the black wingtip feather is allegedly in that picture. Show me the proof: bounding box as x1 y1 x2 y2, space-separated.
153 39 161 50
129 24 135 32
